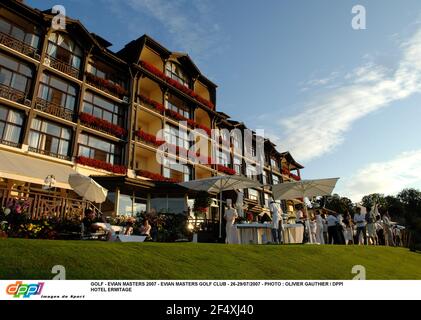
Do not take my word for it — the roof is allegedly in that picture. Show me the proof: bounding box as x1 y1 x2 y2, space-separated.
0 149 76 189
280 152 304 169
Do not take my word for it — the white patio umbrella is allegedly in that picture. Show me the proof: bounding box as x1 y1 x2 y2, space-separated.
272 178 340 243
68 173 108 203
179 175 262 238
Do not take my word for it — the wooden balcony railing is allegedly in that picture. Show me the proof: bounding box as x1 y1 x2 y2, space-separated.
0 31 40 59
34 97 74 121
28 146 71 161
0 83 31 106
45 55 80 78
0 188 99 220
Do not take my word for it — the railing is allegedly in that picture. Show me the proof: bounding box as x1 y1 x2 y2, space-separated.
34 97 74 121
44 55 80 78
28 146 71 161
0 139 20 148
0 83 31 106
0 31 40 59
0 188 100 220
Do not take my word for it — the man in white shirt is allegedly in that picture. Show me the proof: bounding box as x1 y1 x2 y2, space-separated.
270 200 282 244
354 207 367 245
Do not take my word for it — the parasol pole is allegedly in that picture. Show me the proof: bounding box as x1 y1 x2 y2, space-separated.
219 191 223 239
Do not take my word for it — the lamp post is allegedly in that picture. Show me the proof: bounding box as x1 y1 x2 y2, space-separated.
43 174 56 196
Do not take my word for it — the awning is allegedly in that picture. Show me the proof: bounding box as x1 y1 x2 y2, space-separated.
0 149 77 189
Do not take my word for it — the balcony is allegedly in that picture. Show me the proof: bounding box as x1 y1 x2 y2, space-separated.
45 55 80 79
0 187 97 220
34 98 74 122
0 138 20 148
28 146 71 161
0 83 31 106
85 73 128 100
0 31 40 60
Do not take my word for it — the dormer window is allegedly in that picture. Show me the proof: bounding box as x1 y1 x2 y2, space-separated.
47 33 82 70
165 61 190 88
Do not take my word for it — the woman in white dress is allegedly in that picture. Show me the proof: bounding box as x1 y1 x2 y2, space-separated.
235 189 245 218
224 199 238 244
315 210 325 244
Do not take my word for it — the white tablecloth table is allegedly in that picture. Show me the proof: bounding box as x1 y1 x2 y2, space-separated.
236 223 273 245
282 224 304 244
92 223 124 234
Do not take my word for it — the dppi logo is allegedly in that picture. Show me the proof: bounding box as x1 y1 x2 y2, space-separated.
6 281 44 298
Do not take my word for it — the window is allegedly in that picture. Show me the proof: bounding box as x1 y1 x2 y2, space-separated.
87 63 126 88
28 118 71 159
0 17 40 49
165 61 190 88
231 131 242 153
272 174 280 185
261 170 269 185
117 194 147 216
246 163 258 180
271 158 279 170
264 193 270 208
151 195 187 214
216 149 229 166
164 124 190 150
83 92 124 125
78 133 121 165
163 158 191 182
165 94 190 119
0 105 24 146
233 157 242 175
47 33 82 70
0 52 33 92
38 73 77 110
248 189 259 202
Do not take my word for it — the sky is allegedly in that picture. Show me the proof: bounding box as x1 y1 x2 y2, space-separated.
27 0 421 202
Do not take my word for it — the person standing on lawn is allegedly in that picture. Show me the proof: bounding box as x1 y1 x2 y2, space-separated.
270 200 282 244
354 207 368 245
327 212 340 244
315 210 325 244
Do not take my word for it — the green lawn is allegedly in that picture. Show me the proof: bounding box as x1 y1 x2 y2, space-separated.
1 238 420 280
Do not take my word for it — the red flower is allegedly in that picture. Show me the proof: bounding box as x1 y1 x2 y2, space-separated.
85 72 129 98
135 130 164 147
246 212 254 222
136 169 179 183
79 113 126 138
75 156 127 174
138 95 165 113
140 60 215 110
216 164 236 175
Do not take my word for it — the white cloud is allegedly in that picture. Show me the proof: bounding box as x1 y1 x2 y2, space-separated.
337 150 421 202
277 27 421 162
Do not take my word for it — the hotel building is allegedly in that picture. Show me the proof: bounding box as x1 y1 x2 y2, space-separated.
0 0 304 240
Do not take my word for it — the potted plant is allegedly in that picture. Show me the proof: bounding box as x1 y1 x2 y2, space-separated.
192 191 212 238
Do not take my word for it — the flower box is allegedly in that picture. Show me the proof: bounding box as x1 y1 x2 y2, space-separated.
138 94 165 113
79 112 126 138
85 72 128 98
136 169 179 183
75 156 127 174
217 164 236 175
140 60 215 110
135 130 164 147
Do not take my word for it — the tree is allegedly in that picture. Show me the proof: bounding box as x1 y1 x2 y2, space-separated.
397 189 421 251
315 194 355 215
361 193 386 212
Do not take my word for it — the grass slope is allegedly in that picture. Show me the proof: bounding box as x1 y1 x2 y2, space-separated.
0 239 420 280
